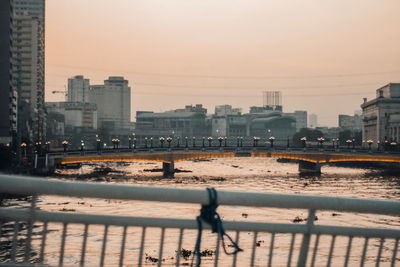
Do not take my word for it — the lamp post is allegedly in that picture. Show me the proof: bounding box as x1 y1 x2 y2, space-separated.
237 136 240 147
185 137 188 148
317 137 325 149
253 136 260 147
202 137 205 148
192 136 196 147
176 136 180 147
150 137 153 149
269 136 275 148
208 137 213 147
159 137 165 148
62 140 68 152
133 137 137 150
301 137 307 149
367 139 373 151
391 141 397 151
96 138 101 152
144 137 148 148
80 140 85 152
218 136 223 147
128 137 132 149
240 137 243 147
167 137 172 148
21 142 27 157
45 141 50 153
112 138 117 149
346 139 352 150
224 137 227 147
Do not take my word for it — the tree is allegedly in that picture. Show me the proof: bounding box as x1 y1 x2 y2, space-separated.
292 128 324 147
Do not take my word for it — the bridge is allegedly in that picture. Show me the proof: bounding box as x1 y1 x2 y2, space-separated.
39 145 400 177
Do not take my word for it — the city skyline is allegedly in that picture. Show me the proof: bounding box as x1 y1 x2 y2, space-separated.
45 0 400 126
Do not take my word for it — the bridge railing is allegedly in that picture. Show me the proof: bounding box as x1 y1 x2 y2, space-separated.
0 175 399 267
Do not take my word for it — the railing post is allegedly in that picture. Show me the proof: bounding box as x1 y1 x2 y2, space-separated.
298 209 315 267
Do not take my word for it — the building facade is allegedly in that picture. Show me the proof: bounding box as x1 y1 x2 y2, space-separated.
338 113 362 131
0 0 17 144
286 110 307 132
361 83 400 147
308 114 318 128
89 76 131 133
68 75 90 103
12 0 46 141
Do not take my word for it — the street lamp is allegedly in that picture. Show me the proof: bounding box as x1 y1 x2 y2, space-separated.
207 137 213 147
128 137 132 149
133 137 137 149
237 136 240 147
240 136 243 147
317 137 325 149
112 138 117 149
176 136 180 147
253 136 260 147
224 137 227 147
159 137 165 148
367 139 373 151
167 137 172 148
45 141 50 152
150 137 153 148
80 140 85 152
202 137 205 148
62 140 68 152
96 138 101 152
192 136 196 147
346 139 352 150
269 136 275 148
21 142 27 157
301 137 307 148
218 136 224 147
390 141 397 151
185 136 188 148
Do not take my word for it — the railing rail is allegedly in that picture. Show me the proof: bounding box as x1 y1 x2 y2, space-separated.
0 175 399 267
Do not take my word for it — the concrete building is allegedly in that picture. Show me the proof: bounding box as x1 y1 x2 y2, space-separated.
175 104 207 114
90 76 131 133
308 114 318 128
0 0 17 144
361 83 400 147
211 105 243 137
68 75 90 103
338 113 362 131
12 0 46 141
135 110 209 140
46 102 97 130
248 112 296 140
286 110 307 132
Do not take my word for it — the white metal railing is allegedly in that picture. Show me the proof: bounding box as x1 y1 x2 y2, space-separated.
0 174 399 267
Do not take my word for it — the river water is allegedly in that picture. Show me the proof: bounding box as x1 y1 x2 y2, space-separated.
32 158 399 266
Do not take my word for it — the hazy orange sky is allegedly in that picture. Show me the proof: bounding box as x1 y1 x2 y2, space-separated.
45 0 400 126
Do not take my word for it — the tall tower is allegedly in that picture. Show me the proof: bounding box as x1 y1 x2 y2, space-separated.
263 91 282 111
68 75 90 103
0 0 17 144
13 0 46 141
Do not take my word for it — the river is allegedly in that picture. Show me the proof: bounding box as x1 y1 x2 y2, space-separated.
31 158 400 266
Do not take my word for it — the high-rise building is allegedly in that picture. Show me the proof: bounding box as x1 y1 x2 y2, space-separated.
89 76 131 133
308 114 318 128
287 110 307 131
263 91 282 111
12 0 46 141
68 75 90 103
0 0 17 144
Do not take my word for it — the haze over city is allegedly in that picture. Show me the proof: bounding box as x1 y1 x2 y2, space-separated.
45 0 400 127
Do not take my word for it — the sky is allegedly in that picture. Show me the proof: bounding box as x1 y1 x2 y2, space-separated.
45 0 400 127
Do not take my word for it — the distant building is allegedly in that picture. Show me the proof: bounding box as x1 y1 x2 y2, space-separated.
68 75 90 103
286 110 307 132
308 114 318 128
361 83 400 147
135 108 209 140
338 113 362 131
46 102 97 130
0 0 17 144
248 112 296 140
263 91 282 111
175 104 207 114
90 76 131 133
212 105 243 137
